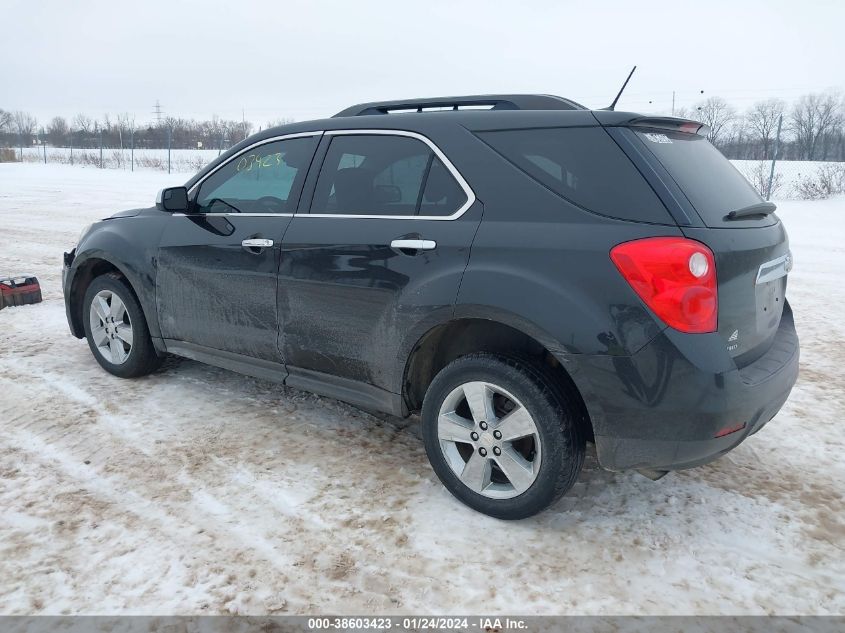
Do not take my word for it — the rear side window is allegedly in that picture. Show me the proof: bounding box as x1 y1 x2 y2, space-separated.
634 130 764 225
419 157 468 216
311 134 467 217
478 127 670 224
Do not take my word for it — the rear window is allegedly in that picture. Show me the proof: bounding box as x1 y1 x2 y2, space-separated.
634 130 764 224
477 127 671 224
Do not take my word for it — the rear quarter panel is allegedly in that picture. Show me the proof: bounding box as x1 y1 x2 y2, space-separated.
453 133 681 358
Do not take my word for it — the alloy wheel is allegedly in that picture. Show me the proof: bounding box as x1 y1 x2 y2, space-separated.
88 289 133 365
437 381 542 499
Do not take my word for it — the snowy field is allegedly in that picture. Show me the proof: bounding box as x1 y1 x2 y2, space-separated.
0 164 843 616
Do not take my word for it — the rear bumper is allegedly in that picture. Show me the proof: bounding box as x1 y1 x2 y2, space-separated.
566 302 799 471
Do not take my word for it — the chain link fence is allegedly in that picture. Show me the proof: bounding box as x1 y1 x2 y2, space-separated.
732 159 845 200
5 145 220 174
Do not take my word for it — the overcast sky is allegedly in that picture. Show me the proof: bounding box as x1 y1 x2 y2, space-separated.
2 0 843 126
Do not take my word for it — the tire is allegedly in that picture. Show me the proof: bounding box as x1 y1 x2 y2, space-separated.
82 272 163 378
421 353 585 520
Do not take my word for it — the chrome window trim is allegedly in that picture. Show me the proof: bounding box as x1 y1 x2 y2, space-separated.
185 131 324 202
172 212 294 217
307 129 476 221
178 128 475 221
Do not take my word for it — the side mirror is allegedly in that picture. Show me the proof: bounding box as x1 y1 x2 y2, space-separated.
156 187 189 212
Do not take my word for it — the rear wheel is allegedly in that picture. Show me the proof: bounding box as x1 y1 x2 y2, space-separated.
421 353 584 519
82 273 163 378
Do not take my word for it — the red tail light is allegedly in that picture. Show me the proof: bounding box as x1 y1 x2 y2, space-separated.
610 237 717 333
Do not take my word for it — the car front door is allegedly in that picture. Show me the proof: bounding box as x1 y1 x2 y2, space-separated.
156 133 320 362
278 130 481 396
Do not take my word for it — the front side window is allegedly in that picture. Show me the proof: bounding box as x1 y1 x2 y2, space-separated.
195 136 318 214
311 134 466 217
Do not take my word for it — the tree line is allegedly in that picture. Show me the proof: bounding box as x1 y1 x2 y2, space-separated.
0 111 295 152
1 91 843 160
681 91 844 161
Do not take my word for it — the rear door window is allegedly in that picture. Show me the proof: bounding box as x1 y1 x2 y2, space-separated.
310 134 467 217
477 127 671 224
419 157 468 216
633 130 768 226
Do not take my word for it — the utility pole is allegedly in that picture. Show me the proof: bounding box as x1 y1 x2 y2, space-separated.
766 114 783 201
668 89 704 117
153 100 163 124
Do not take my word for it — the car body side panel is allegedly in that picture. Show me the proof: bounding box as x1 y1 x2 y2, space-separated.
64 210 168 341
278 203 483 392
156 214 292 362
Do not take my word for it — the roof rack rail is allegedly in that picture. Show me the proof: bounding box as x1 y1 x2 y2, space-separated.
333 94 586 117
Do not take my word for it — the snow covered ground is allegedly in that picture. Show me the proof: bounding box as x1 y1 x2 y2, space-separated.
0 164 843 616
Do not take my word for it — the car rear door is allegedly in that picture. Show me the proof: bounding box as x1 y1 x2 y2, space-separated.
277 130 481 393
156 133 320 362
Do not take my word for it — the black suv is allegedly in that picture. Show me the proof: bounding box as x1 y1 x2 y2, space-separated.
63 94 799 519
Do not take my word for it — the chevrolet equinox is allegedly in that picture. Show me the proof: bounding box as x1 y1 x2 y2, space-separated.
63 94 799 519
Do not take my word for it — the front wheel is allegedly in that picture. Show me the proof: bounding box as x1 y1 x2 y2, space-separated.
82 273 163 378
421 353 585 520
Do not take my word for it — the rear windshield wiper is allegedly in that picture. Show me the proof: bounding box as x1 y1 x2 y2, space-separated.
726 201 777 220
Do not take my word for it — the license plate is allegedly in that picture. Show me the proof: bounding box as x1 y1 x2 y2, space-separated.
755 277 785 331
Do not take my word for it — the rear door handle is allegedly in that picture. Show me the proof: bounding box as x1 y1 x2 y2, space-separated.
390 239 436 251
241 238 274 252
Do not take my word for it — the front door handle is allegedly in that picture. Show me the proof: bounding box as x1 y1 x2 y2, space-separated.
242 238 274 252
390 239 436 251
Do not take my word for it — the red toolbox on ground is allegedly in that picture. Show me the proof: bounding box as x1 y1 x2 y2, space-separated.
0 275 43 309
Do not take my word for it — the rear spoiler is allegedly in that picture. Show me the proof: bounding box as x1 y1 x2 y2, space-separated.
592 111 709 136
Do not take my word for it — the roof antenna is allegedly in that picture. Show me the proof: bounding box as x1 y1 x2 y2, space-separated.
606 65 637 111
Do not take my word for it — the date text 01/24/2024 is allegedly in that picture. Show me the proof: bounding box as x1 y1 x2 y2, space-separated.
306 616 529 630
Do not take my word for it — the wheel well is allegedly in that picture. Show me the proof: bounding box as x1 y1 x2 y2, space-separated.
68 259 124 337
403 319 594 440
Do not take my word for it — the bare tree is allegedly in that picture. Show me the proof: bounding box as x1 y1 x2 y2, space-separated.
116 112 134 155
0 109 11 133
673 106 693 120
73 113 94 135
790 91 842 160
47 116 69 146
693 97 736 147
746 98 785 159
12 111 37 145
265 117 296 128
